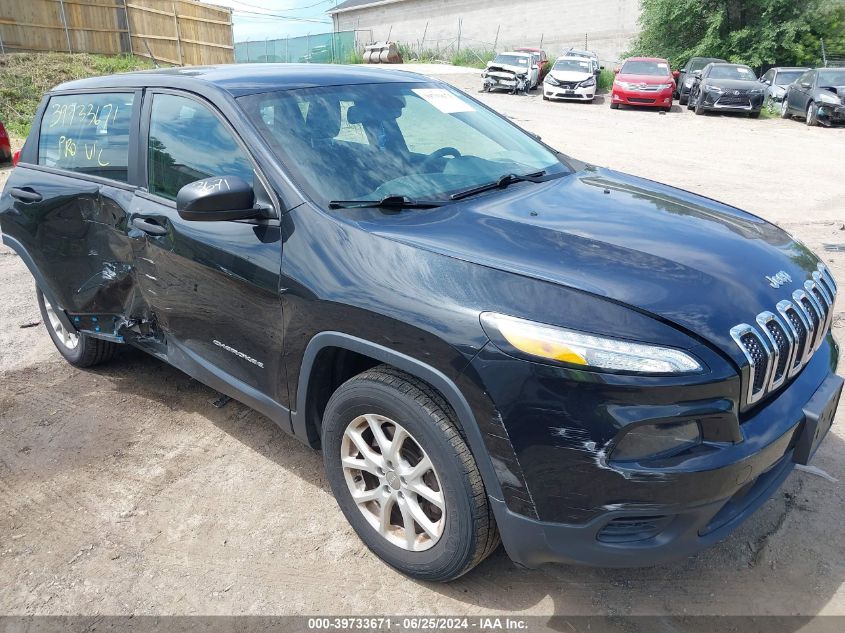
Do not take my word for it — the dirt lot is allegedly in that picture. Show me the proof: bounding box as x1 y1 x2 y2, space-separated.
1 66 844 620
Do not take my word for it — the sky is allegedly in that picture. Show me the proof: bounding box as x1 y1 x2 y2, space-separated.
209 0 340 42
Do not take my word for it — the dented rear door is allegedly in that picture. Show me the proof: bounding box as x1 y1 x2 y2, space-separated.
0 90 143 327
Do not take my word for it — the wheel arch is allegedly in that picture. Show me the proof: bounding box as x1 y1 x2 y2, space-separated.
291 331 505 502
2 234 77 334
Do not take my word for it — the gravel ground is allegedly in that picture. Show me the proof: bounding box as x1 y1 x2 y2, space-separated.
1 69 844 619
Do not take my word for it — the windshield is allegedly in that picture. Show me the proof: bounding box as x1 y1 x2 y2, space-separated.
238 82 567 206
689 58 719 72
818 70 845 86
621 60 669 76
709 65 756 80
553 59 593 73
493 54 529 67
775 70 804 85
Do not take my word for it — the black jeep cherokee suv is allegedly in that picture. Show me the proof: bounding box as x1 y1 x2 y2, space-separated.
0 65 840 582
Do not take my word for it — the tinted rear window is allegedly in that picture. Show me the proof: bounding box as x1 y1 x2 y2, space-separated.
38 93 134 183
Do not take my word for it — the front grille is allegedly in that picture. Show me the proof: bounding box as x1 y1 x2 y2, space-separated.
730 263 837 407
558 81 579 89
628 97 656 104
717 91 751 106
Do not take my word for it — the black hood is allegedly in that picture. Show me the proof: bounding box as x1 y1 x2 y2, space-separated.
358 167 823 365
705 78 760 91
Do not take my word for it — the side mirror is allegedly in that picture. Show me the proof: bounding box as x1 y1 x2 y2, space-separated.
801 81 812 89
672 70 680 79
692 70 702 78
176 176 259 222
600 65 605 70
613 67 620 74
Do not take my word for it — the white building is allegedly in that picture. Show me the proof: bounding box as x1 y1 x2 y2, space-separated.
329 0 641 64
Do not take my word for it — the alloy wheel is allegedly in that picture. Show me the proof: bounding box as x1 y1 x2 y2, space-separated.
341 413 445 551
43 296 79 350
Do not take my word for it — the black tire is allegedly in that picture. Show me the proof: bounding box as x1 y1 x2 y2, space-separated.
610 102 619 110
36 288 118 368
781 98 792 119
806 102 819 127
749 111 760 119
679 93 688 106
694 95 705 115
321 365 499 582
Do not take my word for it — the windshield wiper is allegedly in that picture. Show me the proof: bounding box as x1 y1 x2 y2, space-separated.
328 195 445 210
449 171 547 201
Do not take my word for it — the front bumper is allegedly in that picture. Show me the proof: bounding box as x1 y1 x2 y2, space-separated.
818 102 845 124
472 334 839 568
611 88 673 108
701 91 765 112
544 82 595 101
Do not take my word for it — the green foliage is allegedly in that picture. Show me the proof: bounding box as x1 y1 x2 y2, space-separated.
449 48 496 69
345 49 364 64
0 53 154 139
626 0 845 69
598 68 616 91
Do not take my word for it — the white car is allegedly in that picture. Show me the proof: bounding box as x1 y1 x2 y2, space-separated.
482 52 540 93
543 55 598 101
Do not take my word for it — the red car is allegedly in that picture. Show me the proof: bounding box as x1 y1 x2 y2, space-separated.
0 120 11 164
514 47 550 80
610 57 678 112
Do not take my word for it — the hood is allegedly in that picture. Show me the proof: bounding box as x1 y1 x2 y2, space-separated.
616 73 671 85
548 70 593 82
486 63 528 76
357 167 823 365
704 78 760 90
819 85 845 103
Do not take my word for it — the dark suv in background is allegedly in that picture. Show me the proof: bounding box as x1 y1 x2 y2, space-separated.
677 56 726 104
1 65 840 581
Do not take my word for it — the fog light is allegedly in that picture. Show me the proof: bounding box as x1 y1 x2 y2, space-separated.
610 420 701 462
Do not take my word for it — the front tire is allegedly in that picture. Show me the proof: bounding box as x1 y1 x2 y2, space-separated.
781 98 792 119
694 94 705 115
806 102 819 126
679 93 688 106
321 366 499 582
36 288 118 368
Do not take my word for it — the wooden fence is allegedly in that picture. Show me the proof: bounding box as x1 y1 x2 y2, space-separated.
0 0 234 65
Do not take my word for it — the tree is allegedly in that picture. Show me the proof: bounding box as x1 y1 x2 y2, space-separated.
626 0 845 69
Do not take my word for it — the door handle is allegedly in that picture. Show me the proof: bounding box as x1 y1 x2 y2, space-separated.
10 187 43 203
131 217 168 236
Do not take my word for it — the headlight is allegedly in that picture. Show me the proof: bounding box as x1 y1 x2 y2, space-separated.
545 76 560 86
706 84 723 93
610 420 702 462
580 77 596 88
818 92 840 105
614 81 631 90
656 83 673 90
480 313 703 374
750 87 764 94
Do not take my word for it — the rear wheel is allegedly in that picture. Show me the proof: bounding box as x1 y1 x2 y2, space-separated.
36 288 118 368
321 365 499 582
806 102 819 126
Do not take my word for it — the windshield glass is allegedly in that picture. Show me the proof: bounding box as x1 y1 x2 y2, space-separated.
621 60 669 76
493 54 529 67
818 69 845 85
553 59 593 73
775 70 804 85
689 58 718 72
709 65 756 80
238 82 567 206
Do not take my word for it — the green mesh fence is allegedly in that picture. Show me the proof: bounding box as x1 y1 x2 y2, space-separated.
235 31 357 64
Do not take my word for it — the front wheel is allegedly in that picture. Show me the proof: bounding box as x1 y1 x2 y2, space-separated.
749 111 760 119
36 288 118 367
694 94 705 115
806 102 819 126
610 102 619 109
781 98 792 119
321 366 499 582
679 93 688 106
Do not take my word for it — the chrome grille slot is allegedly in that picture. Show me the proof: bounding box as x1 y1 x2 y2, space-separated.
731 264 837 408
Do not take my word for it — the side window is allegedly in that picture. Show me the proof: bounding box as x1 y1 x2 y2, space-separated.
38 92 134 182
798 71 814 87
147 93 253 201
762 69 774 83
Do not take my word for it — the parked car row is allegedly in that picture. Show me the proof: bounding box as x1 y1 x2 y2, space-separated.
482 48 601 97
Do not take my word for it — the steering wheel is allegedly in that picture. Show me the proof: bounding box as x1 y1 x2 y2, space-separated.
420 146 462 172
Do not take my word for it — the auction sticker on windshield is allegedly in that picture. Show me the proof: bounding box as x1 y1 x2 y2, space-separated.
412 88 475 114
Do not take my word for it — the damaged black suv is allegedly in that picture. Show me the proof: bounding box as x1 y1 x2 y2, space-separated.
1 65 841 581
